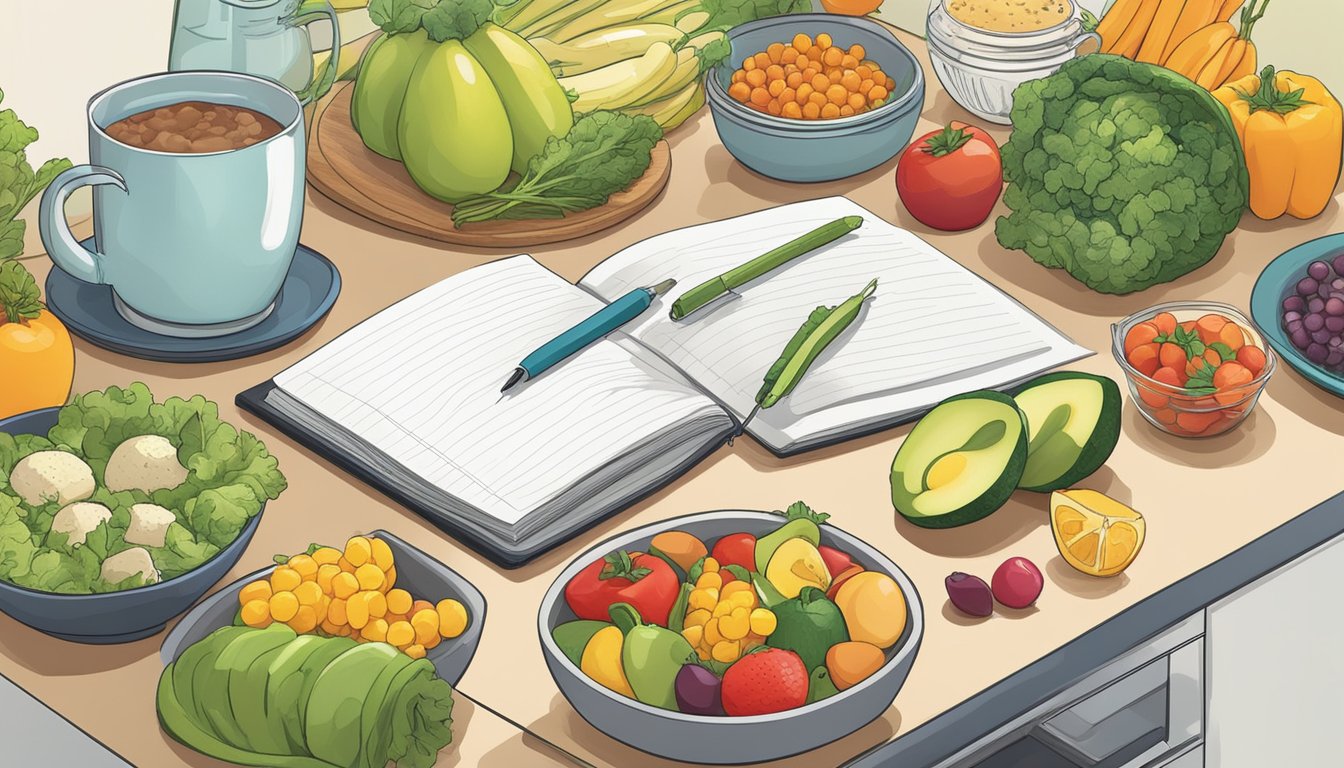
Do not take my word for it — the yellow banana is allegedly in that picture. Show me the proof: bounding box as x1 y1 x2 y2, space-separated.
675 10 711 33
544 0 685 43
629 45 700 108
660 82 706 130
561 41 678 113
518 0 608 39
529 23 686 77
629 79 702 127
641 0 702 28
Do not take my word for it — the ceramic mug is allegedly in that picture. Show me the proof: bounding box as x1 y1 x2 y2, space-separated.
40 71 305 338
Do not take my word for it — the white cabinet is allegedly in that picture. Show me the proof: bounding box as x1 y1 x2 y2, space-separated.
1205 532 1344 767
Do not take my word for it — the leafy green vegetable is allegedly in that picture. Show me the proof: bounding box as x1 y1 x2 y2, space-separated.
773 500 830 526
421 0 495 42
1 88 72 261
698 0 810 31
995 55 1248 295
0 383 287 593
0 260 42 324
158 625 455 768
450 110 662 224
369 0 437 34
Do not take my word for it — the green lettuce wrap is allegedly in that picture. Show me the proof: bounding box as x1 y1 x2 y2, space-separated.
157 625 455 768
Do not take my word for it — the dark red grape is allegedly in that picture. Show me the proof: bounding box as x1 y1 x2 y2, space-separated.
1309 297 1325 313
1333 278 1344 290
1300 277 1320 295
1306 313 1325 331
1327 299 1344 316
1292 329 1310 348
1308 343 1328 363
991 558 1043 609
1313 329 1331 344
946 572 994 617
1329 350 1343 367
1285 296 1306 312
1310 261 1330 281
1288 321 1304 334
1327 317 1344 333
1331 337 1343 348
1333 254 1344 275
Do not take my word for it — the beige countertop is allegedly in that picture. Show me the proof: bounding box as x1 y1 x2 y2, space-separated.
4 23 1343 768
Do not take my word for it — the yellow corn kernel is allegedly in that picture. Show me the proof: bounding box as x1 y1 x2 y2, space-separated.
683 609 712 628
241 599 271 627
702 557 720 573
311 546 342 566
270 567 302 593
293 581 324 607
385 588 413 616
269 591 299 623
382 566 397 591
405 644 426 660
719 607 750 641
316 595 331 623
361 590 388 619
239 580 272 606
681 625 704 647
354 563 385 592
688 588 719 612
361 618 389 643
288 554 318 581
695 571 723 591
387 620 415 647
338 556 356 573
346 593 371 629
711 639 741 663
436 598 468 638
704 618 724 646
720 580 753 599
370 537 395 571
288 605 319 634
749 608 777 636
315 563 341 594
411 609 439 645
712 600 734 618
331 571 359 599
327 597 348 626
344 536 373 567
696 646 712 661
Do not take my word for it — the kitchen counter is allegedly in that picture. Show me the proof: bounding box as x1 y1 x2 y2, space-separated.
4 22 1343 768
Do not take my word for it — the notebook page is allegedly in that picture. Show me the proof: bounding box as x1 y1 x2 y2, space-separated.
273 256 722 523
580 198 1090 444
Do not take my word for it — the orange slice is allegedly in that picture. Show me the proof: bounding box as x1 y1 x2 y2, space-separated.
1051 489 1146 577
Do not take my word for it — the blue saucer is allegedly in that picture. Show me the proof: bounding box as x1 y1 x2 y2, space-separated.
1249 233 1344 399
45 240 340 363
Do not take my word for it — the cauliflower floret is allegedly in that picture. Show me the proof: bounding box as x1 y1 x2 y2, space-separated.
50 502 112 547
104 435 188 493
124 503 176 548
100 547 160 585
8 451 96 507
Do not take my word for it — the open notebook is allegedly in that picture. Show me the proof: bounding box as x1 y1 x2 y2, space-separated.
238 197 1089 566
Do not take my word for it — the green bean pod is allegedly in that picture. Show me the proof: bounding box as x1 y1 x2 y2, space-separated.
757 278 878 409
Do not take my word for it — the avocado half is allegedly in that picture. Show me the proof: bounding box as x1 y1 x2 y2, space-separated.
891 391 1028 529
1012 372 1121 492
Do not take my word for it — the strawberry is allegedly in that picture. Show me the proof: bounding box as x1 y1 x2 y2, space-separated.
720 648 808 716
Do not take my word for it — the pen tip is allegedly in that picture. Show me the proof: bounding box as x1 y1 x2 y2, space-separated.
500 368 525 393
651 279 677 296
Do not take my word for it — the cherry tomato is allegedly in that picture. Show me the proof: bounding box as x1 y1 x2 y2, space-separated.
896 121 1003 231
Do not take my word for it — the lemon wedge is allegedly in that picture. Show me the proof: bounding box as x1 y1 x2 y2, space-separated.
1051 489 1146 577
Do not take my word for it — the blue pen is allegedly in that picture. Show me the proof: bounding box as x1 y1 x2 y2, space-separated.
500 279 677 393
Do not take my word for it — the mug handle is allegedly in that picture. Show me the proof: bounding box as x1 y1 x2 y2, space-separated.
38 165 126 285
293 0 341 106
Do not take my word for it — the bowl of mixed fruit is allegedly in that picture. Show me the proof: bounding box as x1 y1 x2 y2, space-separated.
538 503 922 764
1114 301 1274 438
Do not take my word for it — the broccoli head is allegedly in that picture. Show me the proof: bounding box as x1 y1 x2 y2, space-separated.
995 54 1249 295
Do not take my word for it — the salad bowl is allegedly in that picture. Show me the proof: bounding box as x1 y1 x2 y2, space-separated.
538 510 923 764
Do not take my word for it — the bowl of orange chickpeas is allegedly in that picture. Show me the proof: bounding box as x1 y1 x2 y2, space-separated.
705 13 924 182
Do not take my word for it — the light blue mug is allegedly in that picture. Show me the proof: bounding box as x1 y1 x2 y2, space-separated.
40 71 305 338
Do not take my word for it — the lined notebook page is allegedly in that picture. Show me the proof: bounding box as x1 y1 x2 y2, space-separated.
581 197 1090 450
272 256 721 524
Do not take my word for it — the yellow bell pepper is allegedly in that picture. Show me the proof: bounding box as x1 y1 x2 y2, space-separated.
1215 66 1343 219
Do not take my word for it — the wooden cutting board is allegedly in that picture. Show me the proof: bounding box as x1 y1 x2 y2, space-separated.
306 82 671 248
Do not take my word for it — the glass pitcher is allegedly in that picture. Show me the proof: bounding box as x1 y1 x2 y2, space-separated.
168 0 340 105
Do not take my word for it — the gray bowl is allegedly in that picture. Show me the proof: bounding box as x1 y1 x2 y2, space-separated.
705 14 925 183
538 510 923 764
0 407 264 644
160 529 486 686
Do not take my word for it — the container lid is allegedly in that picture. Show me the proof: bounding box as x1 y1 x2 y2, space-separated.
926 0 1097 63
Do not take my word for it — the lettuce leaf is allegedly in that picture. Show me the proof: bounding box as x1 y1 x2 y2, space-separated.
0 494 35 579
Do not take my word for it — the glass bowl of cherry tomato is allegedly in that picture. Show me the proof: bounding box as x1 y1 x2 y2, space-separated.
1113 301 1276 438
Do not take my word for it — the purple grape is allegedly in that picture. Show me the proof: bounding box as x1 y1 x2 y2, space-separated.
1288 320 1304 334
1334 254 1344 275
1331 337 1343 348
1300 277 1320 296
1285 310 1302 323
1328 316 1344 333
1292 329 1310 349
1306 313 1325 331
1309 343 1329 363
1285 296 1306 312
1310 261 1330 281
1313 329 1332 344
1328 299 1344 316
1310 297 1325 313
1333 278 1344 290
1330 350 1344 367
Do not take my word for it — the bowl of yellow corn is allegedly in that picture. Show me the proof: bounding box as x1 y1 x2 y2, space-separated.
160 529 485 685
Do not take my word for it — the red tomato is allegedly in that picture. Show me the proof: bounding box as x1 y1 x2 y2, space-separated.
710 533 757 572
564 550 680 626
896 121 1003 231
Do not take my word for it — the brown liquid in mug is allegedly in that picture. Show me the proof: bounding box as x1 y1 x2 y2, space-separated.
104 100 284 154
